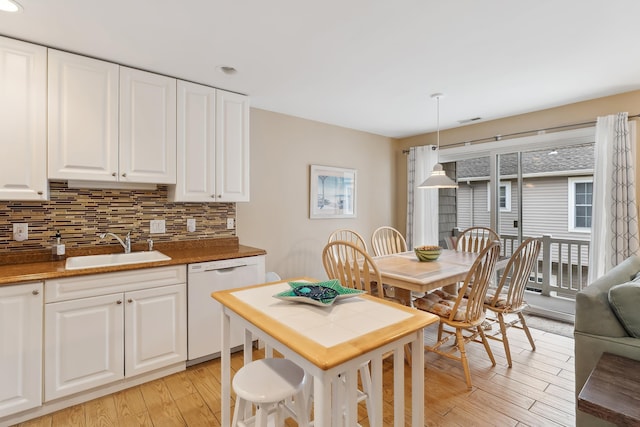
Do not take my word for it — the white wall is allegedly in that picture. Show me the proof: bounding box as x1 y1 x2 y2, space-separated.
237 108 396 280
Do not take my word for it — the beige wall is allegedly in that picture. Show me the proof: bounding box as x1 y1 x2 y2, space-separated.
237 109 395 280
394 90 640 236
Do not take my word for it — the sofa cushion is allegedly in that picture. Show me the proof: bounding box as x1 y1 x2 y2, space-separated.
609 282 640 338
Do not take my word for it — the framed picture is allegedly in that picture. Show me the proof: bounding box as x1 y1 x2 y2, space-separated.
310 165 357 219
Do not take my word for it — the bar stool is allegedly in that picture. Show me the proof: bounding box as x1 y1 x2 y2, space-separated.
232 358 309 427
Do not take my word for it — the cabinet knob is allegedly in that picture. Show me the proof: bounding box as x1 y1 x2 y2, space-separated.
32 289 39 295
112 172 117 177
128 298 133 303
116 300 122 304
122 173 127 178
37 191 43 195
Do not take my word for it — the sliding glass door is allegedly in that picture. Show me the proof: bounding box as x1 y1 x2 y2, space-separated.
439 129 595 305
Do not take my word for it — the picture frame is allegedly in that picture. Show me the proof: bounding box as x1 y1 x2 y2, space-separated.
309 165 357 219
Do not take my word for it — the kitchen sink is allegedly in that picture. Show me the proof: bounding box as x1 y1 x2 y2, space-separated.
65 251 171 270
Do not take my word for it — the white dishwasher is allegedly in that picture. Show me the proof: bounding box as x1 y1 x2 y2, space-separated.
187 255 265 365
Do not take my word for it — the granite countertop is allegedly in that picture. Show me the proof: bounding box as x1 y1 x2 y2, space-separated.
0 237 266 286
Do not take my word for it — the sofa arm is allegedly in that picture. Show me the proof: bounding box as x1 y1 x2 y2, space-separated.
575 255 640 337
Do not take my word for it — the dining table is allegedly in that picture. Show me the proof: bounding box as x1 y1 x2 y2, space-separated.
372 249 508 305
212 277 439 427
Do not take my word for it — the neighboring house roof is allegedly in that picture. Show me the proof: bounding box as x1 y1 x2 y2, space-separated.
457 143 594 180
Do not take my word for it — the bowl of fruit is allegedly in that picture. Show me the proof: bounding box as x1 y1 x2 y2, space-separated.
414 245 442 262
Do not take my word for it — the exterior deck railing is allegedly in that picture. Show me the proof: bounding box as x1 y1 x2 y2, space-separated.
500 234 590 299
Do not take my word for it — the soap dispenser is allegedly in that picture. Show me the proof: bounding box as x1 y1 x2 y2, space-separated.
52 231 66 260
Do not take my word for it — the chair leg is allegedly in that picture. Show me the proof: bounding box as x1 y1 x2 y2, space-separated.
437 322 444 342
273 402 283 427
477 325 496 366
404 343 412 366
358 364 374 423
232 397 246 427
518 312 536 351
497 312 513 368
456 328 473 390
292 389 309 427
255 403 269 427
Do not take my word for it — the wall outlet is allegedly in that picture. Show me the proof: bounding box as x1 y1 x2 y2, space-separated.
150 219 166 234
13 223 28 241
226 218 235 229
187 218 196 232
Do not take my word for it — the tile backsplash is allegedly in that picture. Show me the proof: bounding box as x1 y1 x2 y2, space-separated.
0 181 235 253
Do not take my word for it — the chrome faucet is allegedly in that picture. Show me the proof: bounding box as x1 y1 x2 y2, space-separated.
99 232 131 253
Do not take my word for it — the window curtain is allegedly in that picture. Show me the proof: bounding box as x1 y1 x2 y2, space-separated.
406 145 439 249
588 112 640 282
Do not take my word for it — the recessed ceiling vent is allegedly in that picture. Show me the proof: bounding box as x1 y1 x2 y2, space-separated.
458 117 482 125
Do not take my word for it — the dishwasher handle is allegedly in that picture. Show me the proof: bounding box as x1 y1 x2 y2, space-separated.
204 264 247 273
189 257 256 273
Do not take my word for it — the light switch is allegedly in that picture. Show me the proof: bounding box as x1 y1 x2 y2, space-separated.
187 218 196 232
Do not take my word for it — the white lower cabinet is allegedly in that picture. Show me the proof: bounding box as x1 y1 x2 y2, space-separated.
125 284 187 377
44 293 125 401
44 266 186 401
0 282 43 417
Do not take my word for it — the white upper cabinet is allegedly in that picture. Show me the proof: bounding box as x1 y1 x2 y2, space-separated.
48 50 119 181
172 80 217 201
215 90 250 202
48 56 177 184
120 67 177 184
0 36 47 200
171 83 249 202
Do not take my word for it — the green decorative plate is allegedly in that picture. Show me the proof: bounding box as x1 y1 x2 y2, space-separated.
274 279 365 306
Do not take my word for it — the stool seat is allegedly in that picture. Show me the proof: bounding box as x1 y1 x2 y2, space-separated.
232 358 309 427
233 358 305 402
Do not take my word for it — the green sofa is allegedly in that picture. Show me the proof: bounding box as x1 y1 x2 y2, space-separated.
574 255 640 426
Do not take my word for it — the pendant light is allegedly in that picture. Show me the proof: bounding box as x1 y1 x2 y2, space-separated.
418 93 458 189
0 0 22 12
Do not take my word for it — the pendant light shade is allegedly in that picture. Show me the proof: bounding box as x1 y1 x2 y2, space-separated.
418 163 458 188
418 93 458 189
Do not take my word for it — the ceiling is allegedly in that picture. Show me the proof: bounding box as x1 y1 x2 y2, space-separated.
3 0 640 138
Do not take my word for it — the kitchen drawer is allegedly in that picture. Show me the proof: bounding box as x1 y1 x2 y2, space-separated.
45 265 186 303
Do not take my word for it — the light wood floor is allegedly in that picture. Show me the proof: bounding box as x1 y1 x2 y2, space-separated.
16 320 575 426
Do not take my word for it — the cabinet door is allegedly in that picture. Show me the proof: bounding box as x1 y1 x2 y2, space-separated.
120 67 177 184
47 50 119 181
0 283 42 417
0 36 47 200
125 283 186 377
215 90 250 201
44 294 124 401
171 80 217 202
